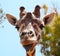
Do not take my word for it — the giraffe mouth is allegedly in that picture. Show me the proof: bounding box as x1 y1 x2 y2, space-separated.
21 40 38 45
23 44 33 51
21 40 38 51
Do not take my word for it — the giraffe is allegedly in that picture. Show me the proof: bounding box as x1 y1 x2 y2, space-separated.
6 5 55 56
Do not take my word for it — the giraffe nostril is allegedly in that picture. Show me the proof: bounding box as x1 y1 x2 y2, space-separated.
31 34 34 37
29 31 33 34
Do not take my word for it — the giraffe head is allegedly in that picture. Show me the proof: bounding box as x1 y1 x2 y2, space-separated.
6 5 55 51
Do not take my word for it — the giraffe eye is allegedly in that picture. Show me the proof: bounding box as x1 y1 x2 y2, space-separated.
15 25 19 30
39 24 44 30
21 32 27 36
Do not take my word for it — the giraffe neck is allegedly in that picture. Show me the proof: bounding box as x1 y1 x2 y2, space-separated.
26 48 36 56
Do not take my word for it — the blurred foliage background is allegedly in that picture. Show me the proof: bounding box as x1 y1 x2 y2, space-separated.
0 4 5 28
40 4 60 56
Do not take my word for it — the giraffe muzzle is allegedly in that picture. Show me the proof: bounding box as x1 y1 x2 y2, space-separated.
23 44 33 51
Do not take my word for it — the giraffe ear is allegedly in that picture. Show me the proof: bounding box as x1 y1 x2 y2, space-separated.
20 6 26 18
6 14 17 26
43 13 55 25
33 5 41 18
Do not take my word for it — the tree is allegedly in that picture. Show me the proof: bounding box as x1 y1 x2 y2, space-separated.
40 10 60 56
42 4 48 15
0 4 5 27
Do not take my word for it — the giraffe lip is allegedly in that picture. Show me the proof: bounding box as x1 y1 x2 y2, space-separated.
21 40 38 45
23 44 33 51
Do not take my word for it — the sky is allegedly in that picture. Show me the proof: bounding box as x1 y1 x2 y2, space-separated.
0 0 60 56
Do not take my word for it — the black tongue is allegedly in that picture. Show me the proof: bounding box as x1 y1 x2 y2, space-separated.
23 44 32 51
